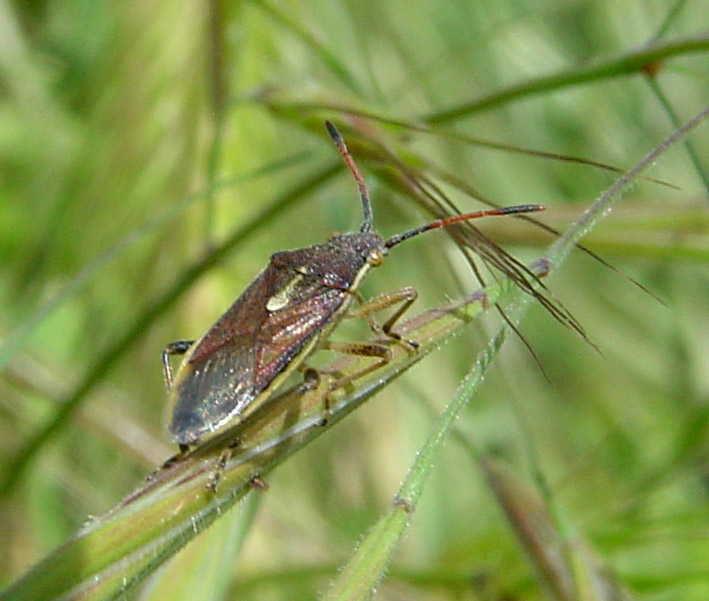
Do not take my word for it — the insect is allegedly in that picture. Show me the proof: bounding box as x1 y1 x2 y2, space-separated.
162 121 544 452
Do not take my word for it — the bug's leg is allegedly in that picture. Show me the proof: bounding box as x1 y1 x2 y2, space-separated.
322 341 392 421
207 443 268 493
146 443 191 482
321 341 392 389
207 452 228 493
347 287 419 349
295 366 323 411
296 366 334 425
207 445 233 493
296 366 322 392
318 340 393 424
248 475 269 491
161 340 195 390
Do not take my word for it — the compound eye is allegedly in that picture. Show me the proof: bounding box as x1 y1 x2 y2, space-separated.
367 248 384 267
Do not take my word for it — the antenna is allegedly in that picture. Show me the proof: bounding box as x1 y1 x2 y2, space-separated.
384 205 546 249
326 121 373 233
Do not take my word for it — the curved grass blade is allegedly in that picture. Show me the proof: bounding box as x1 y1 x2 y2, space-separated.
263 98 677 189
0 259 548 601
424 33 709 124
320 106 709 601
138 493 262 601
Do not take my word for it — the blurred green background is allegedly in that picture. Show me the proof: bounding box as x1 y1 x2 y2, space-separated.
1 0 708 599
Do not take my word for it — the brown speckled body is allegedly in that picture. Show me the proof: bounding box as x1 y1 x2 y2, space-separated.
167 231 384 445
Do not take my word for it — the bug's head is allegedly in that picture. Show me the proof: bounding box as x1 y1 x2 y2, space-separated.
322 229 386 270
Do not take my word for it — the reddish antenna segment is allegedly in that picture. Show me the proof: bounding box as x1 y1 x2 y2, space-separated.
325 121 374 232
385 204 546 249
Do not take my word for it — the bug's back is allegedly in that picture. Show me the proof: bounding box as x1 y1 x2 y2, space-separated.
167 231 384 444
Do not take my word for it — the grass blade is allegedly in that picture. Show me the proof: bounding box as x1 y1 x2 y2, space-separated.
320 106 709 601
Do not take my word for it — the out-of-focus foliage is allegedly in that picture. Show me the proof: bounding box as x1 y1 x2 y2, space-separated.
0 1 707 600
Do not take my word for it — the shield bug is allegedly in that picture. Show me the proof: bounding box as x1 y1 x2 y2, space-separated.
162 121 544 453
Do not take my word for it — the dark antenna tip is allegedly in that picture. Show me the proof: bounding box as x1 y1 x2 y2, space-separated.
325 120 341 144
325 121 373 233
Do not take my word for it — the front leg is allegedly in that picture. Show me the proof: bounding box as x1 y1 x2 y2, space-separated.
347 286 419 348
161 339 195 390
